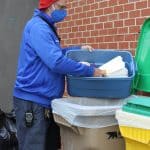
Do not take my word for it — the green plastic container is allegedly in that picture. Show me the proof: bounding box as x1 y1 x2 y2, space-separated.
134 18 150 92
123 96 150 117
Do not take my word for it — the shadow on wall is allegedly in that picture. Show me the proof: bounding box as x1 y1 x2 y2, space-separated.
0 0 38 112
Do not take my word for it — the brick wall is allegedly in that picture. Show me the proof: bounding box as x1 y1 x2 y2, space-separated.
58 0 150 54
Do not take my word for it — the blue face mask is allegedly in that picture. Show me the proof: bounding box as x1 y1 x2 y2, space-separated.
51 9 67 23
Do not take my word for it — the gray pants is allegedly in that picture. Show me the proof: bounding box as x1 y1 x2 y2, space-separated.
13 97 60 150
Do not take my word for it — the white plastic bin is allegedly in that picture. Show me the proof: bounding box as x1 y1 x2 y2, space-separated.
52 97 126 150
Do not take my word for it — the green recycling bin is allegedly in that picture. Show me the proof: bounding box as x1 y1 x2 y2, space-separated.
134 18 150 92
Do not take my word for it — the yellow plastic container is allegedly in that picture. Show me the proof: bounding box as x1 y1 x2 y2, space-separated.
119 126 150 150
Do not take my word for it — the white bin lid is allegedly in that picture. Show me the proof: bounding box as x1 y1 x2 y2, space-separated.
52 97 128 128
116 110 150 129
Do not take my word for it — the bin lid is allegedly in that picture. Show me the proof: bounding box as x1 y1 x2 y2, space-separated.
123 96 150 117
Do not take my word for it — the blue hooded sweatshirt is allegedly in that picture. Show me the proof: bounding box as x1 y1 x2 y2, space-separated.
13 9 94 108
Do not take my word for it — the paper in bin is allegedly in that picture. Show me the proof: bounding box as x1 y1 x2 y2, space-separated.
99 56 126 75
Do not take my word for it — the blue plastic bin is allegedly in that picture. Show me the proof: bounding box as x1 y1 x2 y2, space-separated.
66 50 135 98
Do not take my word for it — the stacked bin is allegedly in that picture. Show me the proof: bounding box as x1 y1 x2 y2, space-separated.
52 50 136 150
52 97 126 150
116 95 150 150
66 50 135 99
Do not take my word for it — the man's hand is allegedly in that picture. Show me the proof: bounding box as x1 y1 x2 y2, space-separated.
81 45 94 52
93 68 106 77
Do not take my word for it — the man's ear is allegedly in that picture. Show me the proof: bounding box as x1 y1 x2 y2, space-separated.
46 5 54 14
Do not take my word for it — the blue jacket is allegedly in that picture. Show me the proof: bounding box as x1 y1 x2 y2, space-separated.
13 9 94 108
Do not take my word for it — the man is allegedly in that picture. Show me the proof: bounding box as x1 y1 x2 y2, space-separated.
13 0 106 150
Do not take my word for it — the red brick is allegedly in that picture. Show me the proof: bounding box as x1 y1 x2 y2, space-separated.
72 27 78 32
99 29 108 35
124 19 135 26
63 39 71 45
66 15 71 21
99 16 108 22
99 1 108 8
108 14 118 21
104 7 113 14
149 1 150 7
83 5 91 12
71 38 79 44
95 23 103 30
114 20 123 28
128 0 140 3
125 34 136 41
69 21 75 26
99 43 108 49
83 18 91 25
75 7 82 13
83 31 90 37
136 1 147 9
95 9 103 16
104 36 114 42
114 5 124 13
118 0 128 5
129 10 140 18
79 0 87 6
75 20 83 26
61 22 68 27
87 11 95 17
87 0 95 4
66 2 71 8
135 34 139 41
68 33 75 38
64 28 71 33
117 28 128 34
91 31 99 37
129 26 140 33
136 17 145 25
79 38 86 43
108 43 118 49
124 4 134 11
87 37 95 43
130 42 137 49
79 12 87 19
119 12 128 19
91 17 99 23
92 44 99 49
104 22 113 29
95 37 104 43
71 2 78 8
141 8 150 16
75 32 83 38
87 24 94 30
79 26 86 31
114 35 124 41
59 0 150 49
91 3 98 10
108 29 117 35
68 8 74 15
58 28 65 34
72 14 79 20
119 42 129 49
108 0 118 6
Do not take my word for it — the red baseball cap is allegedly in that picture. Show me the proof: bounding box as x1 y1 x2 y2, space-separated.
39 0 57 9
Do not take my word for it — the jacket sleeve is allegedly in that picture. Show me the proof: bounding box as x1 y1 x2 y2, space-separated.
29 24 94 77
